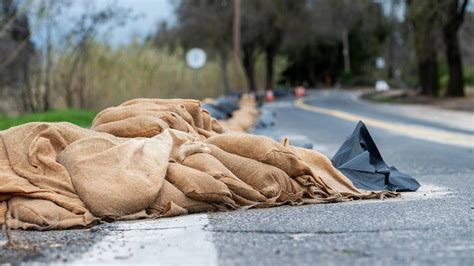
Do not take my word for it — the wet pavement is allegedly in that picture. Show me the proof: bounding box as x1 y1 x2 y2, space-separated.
1 90 473 265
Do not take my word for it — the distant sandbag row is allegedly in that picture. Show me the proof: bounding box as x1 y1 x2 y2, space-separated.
203 95 258 132
0 97 396 230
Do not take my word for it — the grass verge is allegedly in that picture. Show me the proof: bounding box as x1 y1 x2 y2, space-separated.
0 109 96 130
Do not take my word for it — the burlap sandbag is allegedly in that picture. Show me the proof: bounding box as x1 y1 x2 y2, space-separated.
94 111 195 138
148 180 221 216
58 132 172 219
120 98 204 128
166 129 210 162
1 123 96 197
207 144 304 203
0 156 95 230
93 102 195 128
201 109 212 131
0 123 105 229
181 153 267 204
0 202 6 225
206 134 312 178
219 107 258 132
5 197 97 230
211 118 225 134
92 115 170 138
165 162 235 206
92 100 218 138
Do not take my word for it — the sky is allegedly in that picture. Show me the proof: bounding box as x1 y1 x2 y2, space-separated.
30 0 473 48
31 0 177 47
103 0 177 44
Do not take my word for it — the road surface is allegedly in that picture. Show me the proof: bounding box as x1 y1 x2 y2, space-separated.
1 90 473 265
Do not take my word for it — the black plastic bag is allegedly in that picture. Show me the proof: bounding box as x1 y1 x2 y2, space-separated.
331 121 420 192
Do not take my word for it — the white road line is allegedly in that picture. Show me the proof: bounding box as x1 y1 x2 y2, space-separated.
71 214 218 265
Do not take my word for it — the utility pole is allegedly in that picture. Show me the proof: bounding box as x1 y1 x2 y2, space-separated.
232 0 241 92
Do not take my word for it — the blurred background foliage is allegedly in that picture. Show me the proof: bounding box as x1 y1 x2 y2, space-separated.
0 0 473 119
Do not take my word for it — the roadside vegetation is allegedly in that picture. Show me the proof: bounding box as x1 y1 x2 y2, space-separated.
0 0 473 122
0 109 96 130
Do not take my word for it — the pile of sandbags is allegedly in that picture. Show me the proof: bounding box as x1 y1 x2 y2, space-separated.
0 98 396 230
202 96 240 120
218 94 259 132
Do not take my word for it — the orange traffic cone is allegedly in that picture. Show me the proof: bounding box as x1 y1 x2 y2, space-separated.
295 86 306 98
265 90 274 102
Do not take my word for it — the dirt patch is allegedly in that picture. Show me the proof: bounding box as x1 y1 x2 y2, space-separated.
361 87 474 112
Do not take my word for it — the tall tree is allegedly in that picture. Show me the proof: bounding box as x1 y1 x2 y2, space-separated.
439 0 469 97
327 0 367 75
175 0 233 93
0 0 36 112
61 2 130 108
36 0 71 111
406 0 441 96
258 0 307 91
240 0 263 93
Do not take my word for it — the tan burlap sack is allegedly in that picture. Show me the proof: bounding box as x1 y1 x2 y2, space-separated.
93 102 194 127
58 131 172 219
207 144 304 203
165 129 210 162
211 118 225 134
216 95 258 133
201 109 213 131
0 202 6 225
5 197 98 230
148 180 221 216
92 100 221 139
93 111 196 138
0 123 106 229
206 134 312 178
165 162 235 206
93 115 171 138
120 98 204 128
181 153 267 204
224 109 256 132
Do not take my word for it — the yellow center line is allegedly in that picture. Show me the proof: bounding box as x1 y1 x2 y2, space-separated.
295 98 474 148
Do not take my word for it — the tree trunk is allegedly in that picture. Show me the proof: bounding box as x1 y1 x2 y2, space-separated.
21 61 37 113
418 55 439 96
441 0 467 97
341 28 351 73
232 0 241 92
407 0 440 96
242 46 256 93
219 52 231 94
265 47 275 91
43 13 52 111
443 29 464 97
412 20 439 95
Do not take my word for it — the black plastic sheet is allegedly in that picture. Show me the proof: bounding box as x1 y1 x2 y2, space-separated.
332 121 420 192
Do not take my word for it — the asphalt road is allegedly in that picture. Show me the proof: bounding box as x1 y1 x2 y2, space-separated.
1 90 473 265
